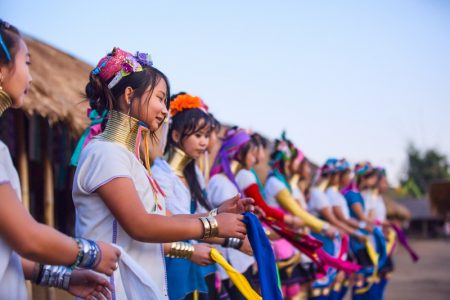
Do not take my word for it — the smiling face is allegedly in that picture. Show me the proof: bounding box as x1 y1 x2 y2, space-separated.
1 38 32 108
129 78 168 131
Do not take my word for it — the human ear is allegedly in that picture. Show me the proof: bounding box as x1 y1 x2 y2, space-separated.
171 130 180 143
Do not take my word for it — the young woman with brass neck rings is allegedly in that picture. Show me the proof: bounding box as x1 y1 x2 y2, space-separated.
0 20 120 300
151 93 255 300
73 49 249 299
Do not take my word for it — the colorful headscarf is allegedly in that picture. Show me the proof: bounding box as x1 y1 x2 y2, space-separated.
335 158 351 173
92 48 152 89
342 161 374 193
70 108 107 166
293 147 305 164
270 132 293 167
354 161 374 177
375 166 386 178
320 158 338 175
210 128 251 191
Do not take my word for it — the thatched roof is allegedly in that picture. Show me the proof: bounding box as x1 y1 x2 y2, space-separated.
23 36 91 135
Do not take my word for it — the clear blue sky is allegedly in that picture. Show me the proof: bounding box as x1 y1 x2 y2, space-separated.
3 0 450 185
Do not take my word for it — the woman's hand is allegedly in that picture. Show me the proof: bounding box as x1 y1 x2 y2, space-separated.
190 244 214 266
68 269 112 300
239 237 253 256
324 226 338 239
218 194 255 214
215 213 247 239
93 242 121 276
284 215 304 229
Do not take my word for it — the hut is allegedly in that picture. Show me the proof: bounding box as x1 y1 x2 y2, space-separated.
0 36 90 299
429 180 450 218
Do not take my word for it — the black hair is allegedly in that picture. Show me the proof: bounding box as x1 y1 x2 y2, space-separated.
167 92 212 211
0 20 22 67
235 138 258 168
85 48 170 134
208 112 221 133
251 133 268 149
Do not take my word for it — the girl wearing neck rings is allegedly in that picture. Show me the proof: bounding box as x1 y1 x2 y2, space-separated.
73 49 250 299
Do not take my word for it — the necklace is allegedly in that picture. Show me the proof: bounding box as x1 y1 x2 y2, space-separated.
98 110 165 212
0 89 12 117
168 147 193 178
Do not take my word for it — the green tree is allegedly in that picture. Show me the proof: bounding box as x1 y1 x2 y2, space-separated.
402 143 450 196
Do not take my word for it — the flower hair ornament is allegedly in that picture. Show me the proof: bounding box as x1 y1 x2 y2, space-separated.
170 93 208 117
91 48 153 89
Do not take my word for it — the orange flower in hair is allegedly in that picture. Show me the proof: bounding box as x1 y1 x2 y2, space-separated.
170 94 205 117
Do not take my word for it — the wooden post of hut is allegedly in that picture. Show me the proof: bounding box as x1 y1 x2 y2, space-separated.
15 110 30 211
42 120 56 300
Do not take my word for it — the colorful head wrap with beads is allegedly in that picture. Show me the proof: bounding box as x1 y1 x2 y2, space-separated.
270 132 293 165
335 158 351 172
354 161 374 177
210 128 251 191
320 158 338 175
92 48 153 89
293 147 305 164
374 166 386 177
341 161 375 194
71 48 154 164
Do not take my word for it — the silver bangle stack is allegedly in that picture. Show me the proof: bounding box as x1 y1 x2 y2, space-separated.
71 238 102 269
223 237 244 249
34 264 72 290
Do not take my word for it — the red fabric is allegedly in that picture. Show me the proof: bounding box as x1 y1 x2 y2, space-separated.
244 184 285 221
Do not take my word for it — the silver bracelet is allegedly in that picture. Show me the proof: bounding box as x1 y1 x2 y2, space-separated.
209 208 218 217
35 265 72 290
224 237 244 249
74 238 102 269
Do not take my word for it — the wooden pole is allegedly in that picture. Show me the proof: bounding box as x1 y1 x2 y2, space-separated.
15 111 30 210
43 121 55 227
42 121 56 300
15 111 33 300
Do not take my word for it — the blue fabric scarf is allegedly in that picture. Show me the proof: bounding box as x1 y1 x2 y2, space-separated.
243 212 283 300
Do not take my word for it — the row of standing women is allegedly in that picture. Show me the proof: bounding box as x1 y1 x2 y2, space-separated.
0 20 416 300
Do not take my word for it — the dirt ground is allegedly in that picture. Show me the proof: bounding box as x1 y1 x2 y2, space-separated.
384 239 450 300
32 239 450 299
